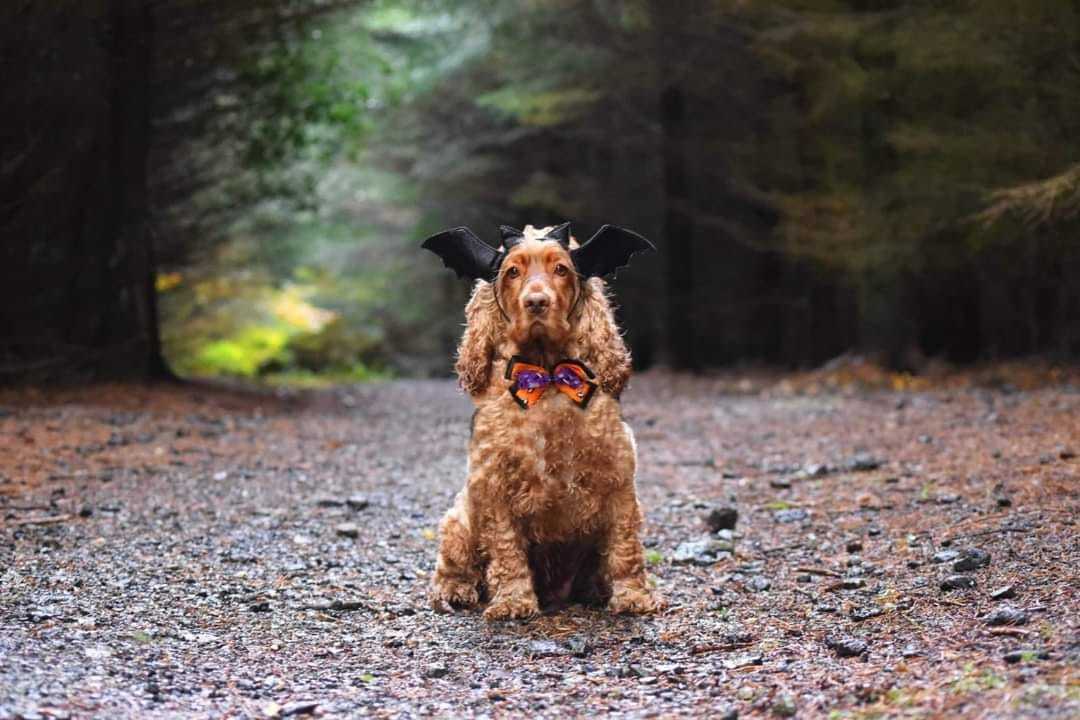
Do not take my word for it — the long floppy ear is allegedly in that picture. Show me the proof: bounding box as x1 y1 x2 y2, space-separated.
572 278 632 398
422 227 504 281
454 281 503 396
571 225 655 279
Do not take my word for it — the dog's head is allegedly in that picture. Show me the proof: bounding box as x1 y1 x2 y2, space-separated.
496 225 578 348
422 222 655 397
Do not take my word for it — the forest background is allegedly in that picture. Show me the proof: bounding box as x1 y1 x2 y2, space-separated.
3 0 1078 384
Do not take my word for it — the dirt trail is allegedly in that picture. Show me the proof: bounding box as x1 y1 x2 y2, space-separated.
1 375 1078 718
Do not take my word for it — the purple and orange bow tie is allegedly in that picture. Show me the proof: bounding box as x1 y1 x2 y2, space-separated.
505 356 598 410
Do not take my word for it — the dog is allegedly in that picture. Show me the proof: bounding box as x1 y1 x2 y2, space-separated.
422 222 663 620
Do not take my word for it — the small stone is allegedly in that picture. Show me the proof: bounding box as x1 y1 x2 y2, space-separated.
952 548 990 572
845 453 882 472
747 576 771 592
424 664 450 679
723 653 763 669
770 477 792 489
1059 448 1077 460
78 505 94 518
996 496 1012 508
840 577 865 590
335 523 360 539
850 606 884 621
901 643 921 658
774 508 808 524
672 537 733 566
314 495 344 508
566 635 590 657
826 636 868 657
796 574 813 584
990 585 1016 600
932 549 960 564
249 601 271 613
346 494 370 511
705 506 738 532
281 701 320 717
771 694 797 717
867 526 882 537
935 493 960 505
816 604 838 614
1004 648 1048 664
528 640 564 658
940 574 976 591
984 607 1028 626
846 540 863 553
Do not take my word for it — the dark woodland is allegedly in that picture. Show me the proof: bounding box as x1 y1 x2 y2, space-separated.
3 1 1080 382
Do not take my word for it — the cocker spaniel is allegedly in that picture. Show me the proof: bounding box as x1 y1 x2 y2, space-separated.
422 222 663 620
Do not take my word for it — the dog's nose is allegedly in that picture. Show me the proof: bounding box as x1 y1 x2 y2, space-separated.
524 293 549 316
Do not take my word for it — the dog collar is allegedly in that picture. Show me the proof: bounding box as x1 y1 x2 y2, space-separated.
505 356 597 410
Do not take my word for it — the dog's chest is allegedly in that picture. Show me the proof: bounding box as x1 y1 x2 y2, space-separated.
473 392 631 532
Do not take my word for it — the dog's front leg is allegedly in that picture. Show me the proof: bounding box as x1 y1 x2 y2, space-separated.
482 510 540 621
603 488 664 614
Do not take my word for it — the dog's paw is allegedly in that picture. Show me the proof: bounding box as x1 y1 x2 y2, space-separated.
483 588 540 621
429 576 480 613
608 583 665 615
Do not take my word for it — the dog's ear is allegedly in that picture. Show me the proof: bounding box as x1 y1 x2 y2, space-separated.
572 279 632 398
455 282 502 396
571 225 655 279
422 227 504 281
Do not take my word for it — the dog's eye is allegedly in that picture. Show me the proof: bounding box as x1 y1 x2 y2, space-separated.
506 266 520 279
554 264 569 277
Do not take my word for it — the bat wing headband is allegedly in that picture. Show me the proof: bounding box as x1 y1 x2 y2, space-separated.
421 222 656 282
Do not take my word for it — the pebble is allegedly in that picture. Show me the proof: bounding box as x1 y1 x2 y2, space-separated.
1004 648 1048 664
951 548 990 572
281 701 320 717
769 477 792 489
335 523 360 539
723 653 763 669
826 636 868 657
346 494 370 511
774 508 808 524
932 549 960 564
314 496 344 508
705 506 738 532
673 537 733 566
528 640 564 658
771 694 797 717
984 607 1028 626
423 664 450 679
850 606 883 621
940 574 976 591
846 540 863 553
990 585 1016 600
935 493 960 505
845 453 883 472
900 643 921 658
840 577 865 590
747 576 771 592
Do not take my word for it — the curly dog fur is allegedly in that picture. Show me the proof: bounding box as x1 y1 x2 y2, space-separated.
430 226 663 620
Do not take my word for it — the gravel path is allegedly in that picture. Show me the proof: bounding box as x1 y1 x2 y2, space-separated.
1 375 1078 719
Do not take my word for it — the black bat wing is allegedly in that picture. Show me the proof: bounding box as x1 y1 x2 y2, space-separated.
571 224 656 279
421 227 503 281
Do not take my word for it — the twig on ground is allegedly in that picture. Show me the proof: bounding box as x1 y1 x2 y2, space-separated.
6 513 72 526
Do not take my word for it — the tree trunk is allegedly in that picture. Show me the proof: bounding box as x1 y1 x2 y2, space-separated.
0 1 169 383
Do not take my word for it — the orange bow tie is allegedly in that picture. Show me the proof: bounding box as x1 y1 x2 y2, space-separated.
505 356 598 410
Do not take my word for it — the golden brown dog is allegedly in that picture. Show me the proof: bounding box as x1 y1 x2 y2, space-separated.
423 223 662 620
